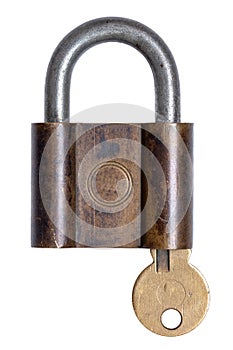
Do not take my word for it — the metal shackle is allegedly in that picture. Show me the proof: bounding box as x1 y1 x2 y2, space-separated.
45 17 180 123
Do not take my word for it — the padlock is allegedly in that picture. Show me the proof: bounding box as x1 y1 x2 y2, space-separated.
31 17 209 336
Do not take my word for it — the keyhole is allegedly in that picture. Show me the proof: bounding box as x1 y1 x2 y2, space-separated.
161 309 182 330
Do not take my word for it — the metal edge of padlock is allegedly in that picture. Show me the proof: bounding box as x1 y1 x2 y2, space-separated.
31 17 209 336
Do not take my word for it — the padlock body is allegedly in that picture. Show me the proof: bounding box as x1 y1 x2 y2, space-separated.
31 122 193 249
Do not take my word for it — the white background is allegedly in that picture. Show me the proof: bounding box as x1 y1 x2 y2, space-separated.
0 0 232 348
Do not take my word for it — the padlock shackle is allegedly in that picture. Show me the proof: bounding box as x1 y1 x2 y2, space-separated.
45 17 180 122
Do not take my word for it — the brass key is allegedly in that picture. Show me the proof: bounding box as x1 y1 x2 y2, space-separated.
133 249 209 336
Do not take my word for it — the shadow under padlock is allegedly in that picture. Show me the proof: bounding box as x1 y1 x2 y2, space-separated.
31 17 209 336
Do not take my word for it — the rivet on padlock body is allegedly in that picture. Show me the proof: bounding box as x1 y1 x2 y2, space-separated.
31 17 209 336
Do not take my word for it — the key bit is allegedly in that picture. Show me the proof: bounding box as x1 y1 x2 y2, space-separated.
132 249 209 336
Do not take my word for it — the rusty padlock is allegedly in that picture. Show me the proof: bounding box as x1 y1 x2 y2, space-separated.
31 17 209 336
